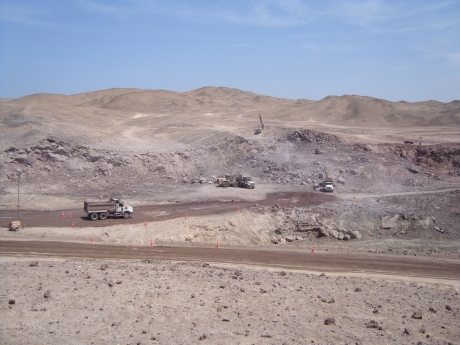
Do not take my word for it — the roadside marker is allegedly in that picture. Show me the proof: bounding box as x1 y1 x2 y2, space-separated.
185 214 188 220
68 212 72 218
90 236 94 243
61 212 65 218
150 239 154 247
144 221 148 226
71 222 74 228
311 246 315 253
216 241 221 249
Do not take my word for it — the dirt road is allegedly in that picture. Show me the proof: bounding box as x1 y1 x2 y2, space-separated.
0 191 334 228
1 240 459 282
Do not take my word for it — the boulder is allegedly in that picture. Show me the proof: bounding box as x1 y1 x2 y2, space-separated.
366 320 379 329
331 230 340 239
337 176 346 184
324 317 335 325
44 152 67 162
351 230 362 240
271 237 281 244
320 226 333 237
411 311 422 319
284 236 295 242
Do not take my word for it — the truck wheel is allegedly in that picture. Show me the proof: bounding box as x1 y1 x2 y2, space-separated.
123 212 130 219
90 213 98 221
99 212 107 220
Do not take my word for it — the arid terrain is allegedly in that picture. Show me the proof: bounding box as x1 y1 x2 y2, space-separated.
1 87 459 344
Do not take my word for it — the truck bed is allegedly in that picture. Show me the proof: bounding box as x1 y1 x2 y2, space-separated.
84 201 116 213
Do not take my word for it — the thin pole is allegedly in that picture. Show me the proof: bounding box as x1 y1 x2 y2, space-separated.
17 170 21 221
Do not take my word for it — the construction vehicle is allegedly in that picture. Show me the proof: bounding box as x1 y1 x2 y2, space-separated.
322 166 334 193
216 174 237 187
216 173 251 188
84 198 133 220
236 175 255 189
254 113 264 134
215 176 230 187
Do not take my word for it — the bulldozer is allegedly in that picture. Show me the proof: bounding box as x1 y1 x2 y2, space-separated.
254 113 264 134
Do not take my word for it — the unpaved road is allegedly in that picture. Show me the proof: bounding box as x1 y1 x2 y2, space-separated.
0 191 334 228
2 240 459 282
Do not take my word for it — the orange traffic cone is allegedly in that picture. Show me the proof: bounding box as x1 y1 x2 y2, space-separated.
90 236 94 243
237 205 240 210
71 222 74 228
311 246 315 253
68 212 72 218
61 212 65 218
144 221 147 226
150 239 154 247
185 214 188 220
216 241 221 249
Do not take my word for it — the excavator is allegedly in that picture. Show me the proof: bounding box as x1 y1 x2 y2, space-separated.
322 166 334 193
254 113 264 134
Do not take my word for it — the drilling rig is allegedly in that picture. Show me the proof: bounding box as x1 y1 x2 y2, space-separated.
254 113 264 134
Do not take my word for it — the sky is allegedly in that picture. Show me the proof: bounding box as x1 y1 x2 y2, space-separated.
0 0 459 102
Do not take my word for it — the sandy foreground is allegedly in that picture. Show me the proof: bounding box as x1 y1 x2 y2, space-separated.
1 257 459 345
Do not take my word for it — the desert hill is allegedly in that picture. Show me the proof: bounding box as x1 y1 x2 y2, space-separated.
2 87 459 128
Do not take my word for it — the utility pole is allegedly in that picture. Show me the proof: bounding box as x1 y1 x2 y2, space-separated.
16 169 22 221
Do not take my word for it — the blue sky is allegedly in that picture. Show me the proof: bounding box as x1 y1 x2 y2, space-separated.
0 0 459 102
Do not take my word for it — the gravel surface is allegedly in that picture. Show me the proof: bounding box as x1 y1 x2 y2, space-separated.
1 259 459 345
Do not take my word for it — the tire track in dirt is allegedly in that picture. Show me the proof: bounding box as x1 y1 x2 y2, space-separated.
1 240 459 282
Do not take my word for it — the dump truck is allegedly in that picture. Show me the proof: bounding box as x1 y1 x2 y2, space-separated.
84 198 133 221
236 175 255 189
